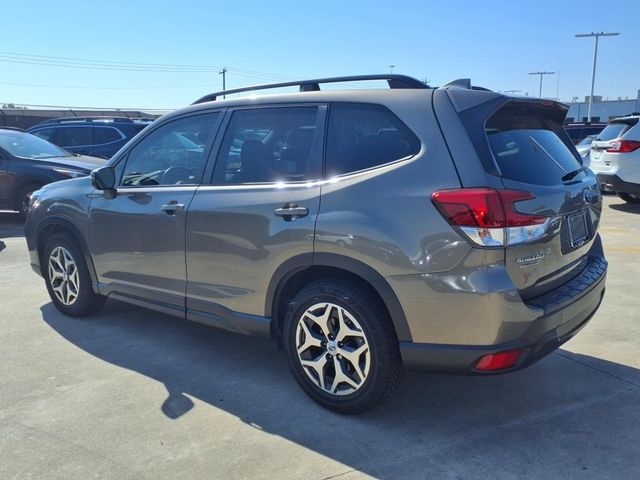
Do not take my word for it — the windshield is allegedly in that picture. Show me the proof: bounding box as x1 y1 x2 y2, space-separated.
0 131 71 159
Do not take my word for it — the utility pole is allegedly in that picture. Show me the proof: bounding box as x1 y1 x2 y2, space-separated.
219 67 227 98
528 71 555 98
575 31 620 122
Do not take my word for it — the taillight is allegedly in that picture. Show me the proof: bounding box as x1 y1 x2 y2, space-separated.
431 188 549 247
606 140 640 153
475 349 523 371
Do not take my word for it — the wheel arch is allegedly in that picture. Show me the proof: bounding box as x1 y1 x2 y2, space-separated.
36 216 99 291
267 253 412 343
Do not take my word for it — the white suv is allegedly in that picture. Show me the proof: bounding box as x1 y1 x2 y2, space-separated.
590 114 640 203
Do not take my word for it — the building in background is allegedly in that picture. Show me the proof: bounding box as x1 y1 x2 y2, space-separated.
566 90 640 123
0 107 167 130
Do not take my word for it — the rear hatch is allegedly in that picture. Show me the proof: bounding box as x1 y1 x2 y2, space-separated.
485 101 602 299
590 116 639 173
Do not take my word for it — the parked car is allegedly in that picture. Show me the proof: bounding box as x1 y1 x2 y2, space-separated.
27 117 152 159
564 122 606 144
576 134 598 163
25 75 607 413
0 128 106 216
589 114 640 203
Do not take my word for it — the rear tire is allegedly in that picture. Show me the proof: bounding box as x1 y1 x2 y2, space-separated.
618 193 640 204
43 232 106 317
283 279 403 414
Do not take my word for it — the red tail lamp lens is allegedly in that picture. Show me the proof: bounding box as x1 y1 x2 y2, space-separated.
475 349 523 371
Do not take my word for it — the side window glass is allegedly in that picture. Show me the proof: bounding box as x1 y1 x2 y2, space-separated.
31 128 55 142
212 107 320 184
325 103 420 176
94 127 122 145
121 113 219 187
55 126 92 147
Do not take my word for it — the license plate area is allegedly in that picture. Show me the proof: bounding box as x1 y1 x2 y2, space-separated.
568 211 589 249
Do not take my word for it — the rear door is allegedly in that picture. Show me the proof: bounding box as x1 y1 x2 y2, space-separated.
185 105 325 327
485 101 602 298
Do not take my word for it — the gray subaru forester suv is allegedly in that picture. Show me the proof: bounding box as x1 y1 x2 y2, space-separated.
25 75 607 413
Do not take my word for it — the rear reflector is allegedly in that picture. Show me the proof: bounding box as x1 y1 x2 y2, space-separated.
475 349 523 371
606 140 640 153
431 188 549 247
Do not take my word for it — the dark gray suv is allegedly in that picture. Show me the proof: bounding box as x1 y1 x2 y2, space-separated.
25 75 607 413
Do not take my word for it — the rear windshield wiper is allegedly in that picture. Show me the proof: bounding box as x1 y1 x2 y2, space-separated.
561 167 585 182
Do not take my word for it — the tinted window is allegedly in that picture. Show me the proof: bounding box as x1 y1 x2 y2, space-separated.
596 123 633 141
31 128 55 141
94 127 122 144
55 126 92 147
487 130 583 185
121 113 218 187
325 103 420 176
212 107 320 184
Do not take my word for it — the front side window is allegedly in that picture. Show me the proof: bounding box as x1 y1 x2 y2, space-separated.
55 126 92 147
325 103 420 176
121 113 219 187
212 107 320 184
31 128 55 142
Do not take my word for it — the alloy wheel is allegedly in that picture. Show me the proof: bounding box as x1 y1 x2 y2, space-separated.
48 246 80 306
295 302 371 396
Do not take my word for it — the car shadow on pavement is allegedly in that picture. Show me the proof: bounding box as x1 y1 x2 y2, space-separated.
0 212 25 239
609 201 640 214
39 300 640 478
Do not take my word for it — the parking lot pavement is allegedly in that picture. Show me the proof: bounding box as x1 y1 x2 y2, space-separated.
1 196 639 480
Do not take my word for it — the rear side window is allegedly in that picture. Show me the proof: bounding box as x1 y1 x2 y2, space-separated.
325 103 420 176
55 126 92 147
94 127 122 145
486 106 582 186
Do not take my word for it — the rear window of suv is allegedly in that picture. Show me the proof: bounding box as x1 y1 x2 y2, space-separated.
486 105 583 186
596 119 638 142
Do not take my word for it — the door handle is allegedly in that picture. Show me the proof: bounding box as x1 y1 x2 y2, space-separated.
160 201 185 215
274 204 309 221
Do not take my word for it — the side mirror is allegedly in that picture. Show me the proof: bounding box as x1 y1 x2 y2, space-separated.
91 166 117 199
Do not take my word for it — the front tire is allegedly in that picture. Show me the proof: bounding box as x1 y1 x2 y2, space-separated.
43 233 106 317
283 280 403 414
618 192 640 204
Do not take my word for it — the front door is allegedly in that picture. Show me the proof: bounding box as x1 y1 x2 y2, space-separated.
89 111 222 312
186 105 325 330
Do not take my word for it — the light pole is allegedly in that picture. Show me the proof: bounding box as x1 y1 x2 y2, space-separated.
219 67 227 98
575 32 620 122
388 65 395 74
528 71 555 98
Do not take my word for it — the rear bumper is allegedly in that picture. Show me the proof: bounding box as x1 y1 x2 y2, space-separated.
400 255 607 373
597 173 640 195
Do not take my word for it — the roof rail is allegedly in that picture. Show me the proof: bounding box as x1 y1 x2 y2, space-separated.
38 116 154 125
192 74 429 104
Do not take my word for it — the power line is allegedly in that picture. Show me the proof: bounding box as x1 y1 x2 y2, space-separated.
0 81 216 90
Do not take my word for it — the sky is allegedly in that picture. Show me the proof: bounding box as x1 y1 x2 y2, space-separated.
1 0 638 111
